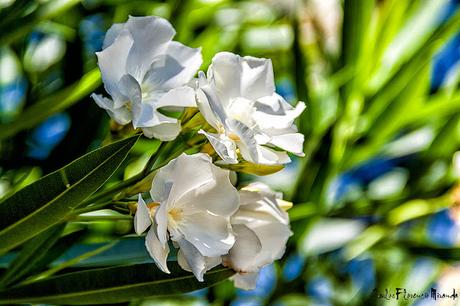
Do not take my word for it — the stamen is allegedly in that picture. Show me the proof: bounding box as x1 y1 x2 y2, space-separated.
168 208 183 222
228 132 240 141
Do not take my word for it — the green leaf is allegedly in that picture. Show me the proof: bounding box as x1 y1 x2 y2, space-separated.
0 135 139 255
0 263 234 305
0 224 65 288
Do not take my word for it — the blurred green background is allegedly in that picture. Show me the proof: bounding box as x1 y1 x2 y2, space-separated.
2 0 460 305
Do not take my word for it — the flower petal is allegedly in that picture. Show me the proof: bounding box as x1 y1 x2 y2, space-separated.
102 23 124 49
198 82 228 125
256 146 291 165
253 97 306 130
134 194 151 235
143 42 202 90
154 200 169 246
177 238 221 281
224 224 262 273
131 95 176 128
145 223 170 274
160 153 215 204
155 86 196 109
91 93 131 125
177 163 239 216
232 272 259 290
125 16 176 82
96 30 133 101
268 132 305 156
179 210 235 257
142 122 181 141
196 76 222 130
198 130 238 164
248 222 292 267
226 119 259 163
240 56 275 100
118 74 141 106
208 52 243 102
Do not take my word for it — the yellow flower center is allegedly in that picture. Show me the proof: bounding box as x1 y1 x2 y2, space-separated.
168 208 183 223
227 132 240 141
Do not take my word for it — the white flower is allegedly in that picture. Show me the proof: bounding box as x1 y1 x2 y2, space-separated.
196 52 305 165
91 16 202 141
134 153 239 281
223 182 292 290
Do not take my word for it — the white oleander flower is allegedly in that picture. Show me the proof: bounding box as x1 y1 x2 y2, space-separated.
196 52 305 165
223 182 292 290
91 16 202 141
134 153 239 281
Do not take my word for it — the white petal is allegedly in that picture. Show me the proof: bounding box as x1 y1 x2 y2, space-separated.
256 146 291 165
232 272 259 290
159 153 215 203
225 224 262 273
240 56 275 100
177 163 239 216
179 211 235 257
91 93 131 125
177 239 221 281
117 74 141 106
131 96 176 128
150 177 173 205
237 190 288 225
154 201 169 246
254 98 306 130
142 122 181 141
134 194 151 235
208 52 243 102
125 16 175 82
198 82 228 125
145 223 170 273
226 119 259 163
131 101 157 128
268 132 305 156
196 79 221 130
102 23 124 49
155 86 196 109
96 30 133 101
143 43 202 90
230 184 292 271
198 130 238 164
249 222 292 268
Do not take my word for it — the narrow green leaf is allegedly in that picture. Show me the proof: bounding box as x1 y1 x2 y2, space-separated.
0 263 234 305
0 136 139 255
0 224 65 288
23 241 117 284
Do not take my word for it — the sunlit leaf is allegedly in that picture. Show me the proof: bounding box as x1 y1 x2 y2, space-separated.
0 135 138 255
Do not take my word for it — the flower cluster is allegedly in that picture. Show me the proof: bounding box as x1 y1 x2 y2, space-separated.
135 153 292 289
92 15 304 289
